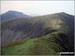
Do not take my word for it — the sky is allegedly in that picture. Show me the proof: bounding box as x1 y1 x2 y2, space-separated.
1 1 74 16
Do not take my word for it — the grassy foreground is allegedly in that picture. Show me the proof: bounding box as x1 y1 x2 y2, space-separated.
2 31 63 55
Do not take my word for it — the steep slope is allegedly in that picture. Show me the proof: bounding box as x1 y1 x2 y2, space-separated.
1 11 30 22
1 12 74 46
2 31 73 55
2 32 62 55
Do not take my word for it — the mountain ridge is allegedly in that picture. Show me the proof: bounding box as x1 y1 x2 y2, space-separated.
1 12 74 46
1 10 30 22
1 12 74 55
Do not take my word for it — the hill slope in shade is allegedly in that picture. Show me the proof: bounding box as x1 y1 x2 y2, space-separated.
1 12 74 46
1 11 30 22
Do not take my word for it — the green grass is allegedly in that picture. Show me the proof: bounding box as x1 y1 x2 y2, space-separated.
2 39 36 55
2 32 62 55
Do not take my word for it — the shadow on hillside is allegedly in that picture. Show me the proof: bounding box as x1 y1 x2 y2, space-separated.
51 32 74 52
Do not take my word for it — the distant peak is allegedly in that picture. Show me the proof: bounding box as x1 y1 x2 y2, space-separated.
60 12 67 14
6 10 25 14
7 10 20 13
56 12 70 16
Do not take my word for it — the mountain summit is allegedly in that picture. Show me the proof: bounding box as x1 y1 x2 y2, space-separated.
1 10 30 22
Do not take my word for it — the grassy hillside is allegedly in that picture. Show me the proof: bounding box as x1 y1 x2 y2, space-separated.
2 31 62 55
1 12 74 55
2 31 74 55
1 12 74 46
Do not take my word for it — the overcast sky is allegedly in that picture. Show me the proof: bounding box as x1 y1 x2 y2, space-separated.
1 1 74 16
